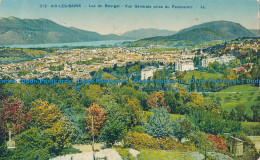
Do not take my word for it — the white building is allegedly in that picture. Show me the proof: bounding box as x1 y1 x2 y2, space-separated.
141 66 157 80
202 55 236 67
175 59 194 72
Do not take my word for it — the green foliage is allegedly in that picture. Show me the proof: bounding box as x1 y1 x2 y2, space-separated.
29 100 61 129
124 132 195 151
99 117 127 147
49 64 64 71
114 147 135 160
17 70 32 77
189 131 212 151
137 150 195 160
0 49 46 64
12 128 58 160
84 85 104 106
164 91 176 113
144 108 174 138
235 132 260 160
241 122 260 136
172 118 193 142
183 70 220 83
189 111 241 134
76 58 104 65
61 145 82 155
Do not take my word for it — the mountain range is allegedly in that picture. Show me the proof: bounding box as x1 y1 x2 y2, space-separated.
0 17 257 45
141 21 256 44
121 28 177 40
0 17 176 45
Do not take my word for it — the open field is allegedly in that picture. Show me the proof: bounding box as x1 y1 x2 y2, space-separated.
183 70 221 83
208 85 260 115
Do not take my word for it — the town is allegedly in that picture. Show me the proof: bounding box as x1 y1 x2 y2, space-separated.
0 38 258 83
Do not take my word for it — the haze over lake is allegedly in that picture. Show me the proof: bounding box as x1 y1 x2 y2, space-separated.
1 40 134 49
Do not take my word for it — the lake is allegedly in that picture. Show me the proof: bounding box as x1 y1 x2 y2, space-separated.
1 40 134 49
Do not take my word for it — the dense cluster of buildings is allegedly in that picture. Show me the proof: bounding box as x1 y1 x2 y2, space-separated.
0 39 258 82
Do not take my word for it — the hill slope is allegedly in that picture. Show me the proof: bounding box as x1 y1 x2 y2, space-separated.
121 28 177 40
0 17 124 45
250 29 260 36
143 21 256 44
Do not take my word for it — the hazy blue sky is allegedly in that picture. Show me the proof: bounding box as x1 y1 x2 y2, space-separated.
0 0 258 34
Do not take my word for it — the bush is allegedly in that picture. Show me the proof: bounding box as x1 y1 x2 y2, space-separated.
11 128 57 160
208 134 228 152
137 150 194 160
242 123 260 136
172 118 193 142
124 132 195 151
189 131 212 151
144 108 174 138
130 125 144 133
99 117 127 147
114 147 135 160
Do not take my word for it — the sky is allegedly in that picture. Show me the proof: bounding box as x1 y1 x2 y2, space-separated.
0 0 258 35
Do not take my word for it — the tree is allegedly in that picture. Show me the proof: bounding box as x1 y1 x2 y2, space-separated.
189 111 241 134
29 99 61 129
99 116 127 147
224 68 237 80
144 107 174 138
164 91 176 113
85 85 104 105
190 74 196 91
12 128 57 160
85 103 106 136
172 118 193 142
146 91 165 109
29 100 71 152
0 97 30 137
122 96 142 127
176 89 188 102
251 105 260 122
235 105 246 121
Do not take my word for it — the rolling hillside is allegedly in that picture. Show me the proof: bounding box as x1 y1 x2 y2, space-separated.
142 21 256 44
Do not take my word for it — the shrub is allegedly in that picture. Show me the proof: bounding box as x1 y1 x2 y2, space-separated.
144 108 174 138
189 131 212 151
172 118 193 142
114 147 135 160
124 132 195 151
12 128 58 160
242 123 260 136
208 134 228 152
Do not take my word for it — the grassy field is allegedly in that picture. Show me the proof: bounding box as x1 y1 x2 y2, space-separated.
143 111 185 122
208 84 260 115
241 121 260 127
183 70 221 83
137 150 194 160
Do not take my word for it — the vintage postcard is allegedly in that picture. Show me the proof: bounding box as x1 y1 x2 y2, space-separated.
0 0 259 159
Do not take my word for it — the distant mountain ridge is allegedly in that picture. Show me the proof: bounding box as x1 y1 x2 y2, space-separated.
0 17 177 45
142 21 256 44
121 28 177 40
0 17 123 45
0 17 256 45
249 29 260 36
